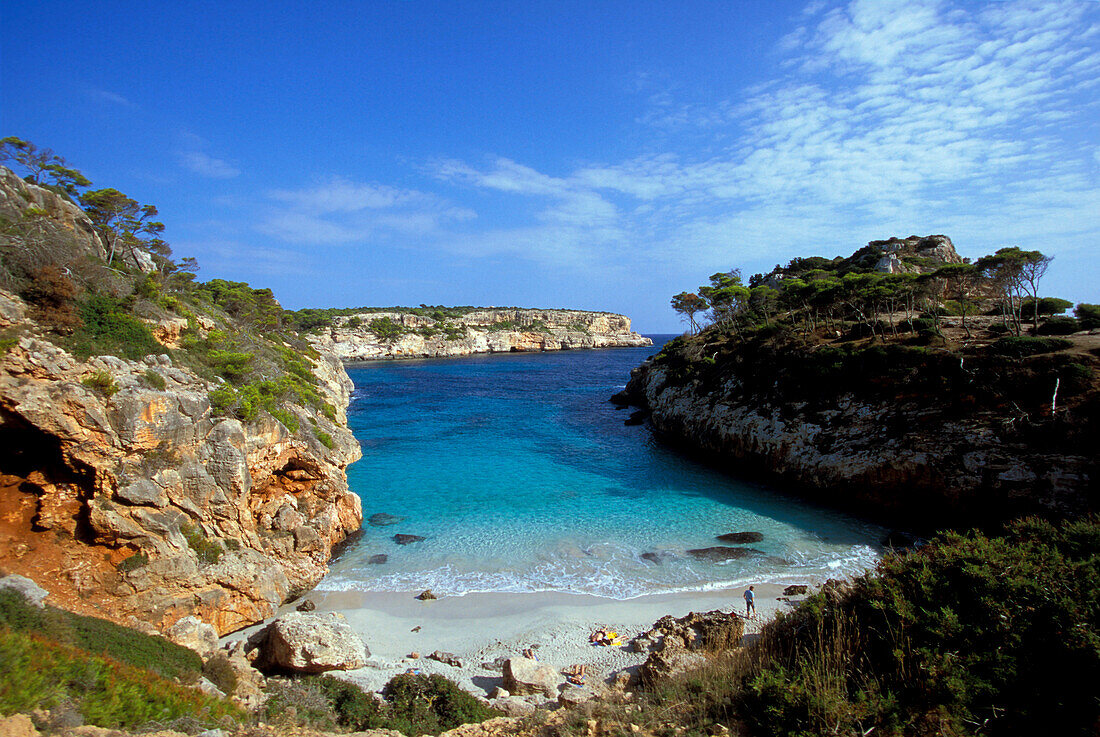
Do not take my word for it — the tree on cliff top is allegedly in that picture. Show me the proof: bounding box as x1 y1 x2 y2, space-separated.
671 291 708 334
1 136 91 196
79 188 165 267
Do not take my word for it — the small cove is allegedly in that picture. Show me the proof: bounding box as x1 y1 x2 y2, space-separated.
320 336 886 599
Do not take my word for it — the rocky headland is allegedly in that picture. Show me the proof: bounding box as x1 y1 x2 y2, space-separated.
0 167 362 635
617 235 1098 531
305 308 651 361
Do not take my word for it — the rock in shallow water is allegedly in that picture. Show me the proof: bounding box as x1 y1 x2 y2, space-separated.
394 533 425 545
716 531 764 544
369 512 405 527
686 546 763 562
368 554 388 564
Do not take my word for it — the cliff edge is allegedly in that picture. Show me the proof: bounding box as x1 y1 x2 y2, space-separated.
620 236 1098 530
0 167 362 635
305 307 651 361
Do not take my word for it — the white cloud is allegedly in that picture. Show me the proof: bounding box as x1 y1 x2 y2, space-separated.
429 0 1100 285
258 177 474 245
178 151 240 179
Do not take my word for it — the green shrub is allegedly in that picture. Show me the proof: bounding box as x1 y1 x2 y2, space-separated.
202 653 238 696
270 407 300 433
116 551 148 573
1037 316 1080 335
381 673 499 736
344 316 362 329
72 294 162 360
315 430 334 449
141 369 167 390
369 317 406 341
81 371 119 397
1075 303 1100 330
0 589 202 682
180 523 222 565
989 336 1073 357
630 517 1100 737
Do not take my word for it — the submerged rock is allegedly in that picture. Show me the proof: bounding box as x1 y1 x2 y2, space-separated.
394 534 425 545
367 554 389 564
716 531 764 544
686 546 762 562
369 513 405 527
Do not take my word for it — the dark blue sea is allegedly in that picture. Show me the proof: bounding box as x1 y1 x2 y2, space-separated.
320 336 884 599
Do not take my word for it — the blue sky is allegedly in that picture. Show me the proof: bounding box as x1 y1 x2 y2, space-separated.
3 0 1099 332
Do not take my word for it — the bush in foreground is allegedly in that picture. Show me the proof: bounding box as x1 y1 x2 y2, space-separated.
630 517 1099 737
0 590 239 729
263 672 499 736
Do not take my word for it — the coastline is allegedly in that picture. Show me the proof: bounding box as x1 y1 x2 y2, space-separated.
243 583 811 697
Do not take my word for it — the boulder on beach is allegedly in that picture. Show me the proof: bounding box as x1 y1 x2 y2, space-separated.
394 534 425 545
369 513 405 527
686 546 762 562
368 554 388 564
503 656 562 697
639 610 743 684
716 531 764 544
783 584 808 596
258 612 368 673
416 589 437 600
165 615 218 657
296 599 317 612
429 650 463 667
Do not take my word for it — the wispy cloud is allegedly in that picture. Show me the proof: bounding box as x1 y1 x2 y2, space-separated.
177 151 240 179
430 0 1100 280
88 88 137 108
258 177 474 245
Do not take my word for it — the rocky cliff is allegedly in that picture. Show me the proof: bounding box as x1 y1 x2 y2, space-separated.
308 308 651 361
619 235 1097 531
0 170 362 635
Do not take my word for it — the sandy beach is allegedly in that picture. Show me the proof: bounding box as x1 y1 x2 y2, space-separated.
241 582 812 698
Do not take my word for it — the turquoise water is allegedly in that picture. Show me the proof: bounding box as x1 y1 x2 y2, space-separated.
320 337 885 599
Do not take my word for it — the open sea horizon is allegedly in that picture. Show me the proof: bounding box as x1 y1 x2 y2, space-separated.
320 335 886 599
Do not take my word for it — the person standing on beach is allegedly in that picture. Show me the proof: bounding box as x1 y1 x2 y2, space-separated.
744 585 755 618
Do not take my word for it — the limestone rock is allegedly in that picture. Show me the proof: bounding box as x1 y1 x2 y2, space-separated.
0 574 49 607
559 684 599 706
165 615 218 657
296 599 317 612
259 611 369 673
503 656 562 697
429 650 463 667
416 589 438 600
0 713 38 737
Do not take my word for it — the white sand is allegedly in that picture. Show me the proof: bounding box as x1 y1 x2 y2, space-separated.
257 583 812 697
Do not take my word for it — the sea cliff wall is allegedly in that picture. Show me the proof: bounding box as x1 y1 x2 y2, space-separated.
0 171 362 635
308 308 652 361
621 358 1093 530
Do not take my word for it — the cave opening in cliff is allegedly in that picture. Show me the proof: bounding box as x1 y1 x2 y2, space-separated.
0 409 97 538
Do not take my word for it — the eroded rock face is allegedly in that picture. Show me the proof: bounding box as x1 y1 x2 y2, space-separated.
625 360 1093 529
309 308 652 361
0 327 362 634
258 611 369 673
638 610 743 684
